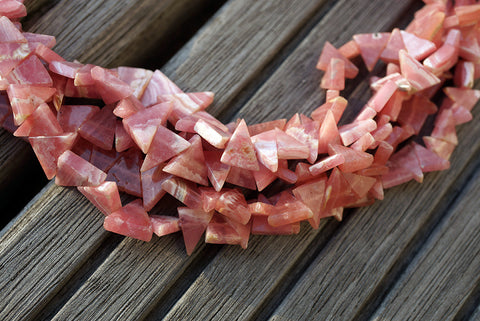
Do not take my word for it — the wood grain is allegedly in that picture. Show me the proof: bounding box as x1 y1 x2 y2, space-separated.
370 169 480 320
51 235 200 321
0 183 109 321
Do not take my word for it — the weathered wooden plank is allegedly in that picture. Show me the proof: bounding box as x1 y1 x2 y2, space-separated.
162 0 331 118
0 183 110 321
28 0 224 67
370 170 480 320
157 231 330 321
52 1 418 320
267 82 480 320
51 234 209 321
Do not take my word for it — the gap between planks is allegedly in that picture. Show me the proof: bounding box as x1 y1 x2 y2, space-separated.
0 132 47 229
468 299 480 321
21 0 62 29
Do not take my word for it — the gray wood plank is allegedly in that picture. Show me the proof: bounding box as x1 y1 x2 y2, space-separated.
52 1 418 320
159 229 331 321
51 234 204 321
0 183 109 321
370 169 480 320
28 0 221 67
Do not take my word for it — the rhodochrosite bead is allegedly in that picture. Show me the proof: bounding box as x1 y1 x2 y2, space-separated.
141 164 171 211
150 215 180 237
56 150 107 186
221 119 259 171
216 189 251 225
317 41 359 78
29 132 77 179
353 32 390 71
1 0 479 255
14 103 62 137
7 84 56 125
122 101 172 154
178 207 213 255
78 181 122 216
104 199 153 242
78 107 116 151
57 104 100 132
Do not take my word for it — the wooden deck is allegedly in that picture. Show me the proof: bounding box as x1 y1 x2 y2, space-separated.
1 0 480 320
